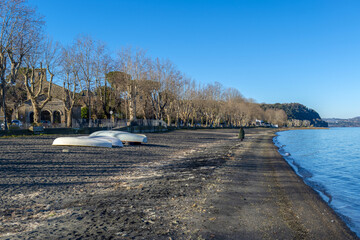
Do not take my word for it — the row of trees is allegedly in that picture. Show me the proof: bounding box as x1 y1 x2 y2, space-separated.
59 41 289 127
0 0 289 130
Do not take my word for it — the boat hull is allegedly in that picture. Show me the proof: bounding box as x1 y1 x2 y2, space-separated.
90 131 147 144
78 136 124 147
52 137 112 148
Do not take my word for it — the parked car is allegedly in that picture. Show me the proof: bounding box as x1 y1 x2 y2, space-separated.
1 120 23 129
11 120 23 127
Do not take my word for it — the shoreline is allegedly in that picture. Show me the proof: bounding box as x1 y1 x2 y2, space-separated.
274 128 359 238
0 128 358 239
277 126 330 132
274 132 334 204
195 128 358 239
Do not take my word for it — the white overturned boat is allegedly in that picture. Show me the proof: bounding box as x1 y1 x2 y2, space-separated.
90 130 147 144
52 136 113 148
79 136 124 147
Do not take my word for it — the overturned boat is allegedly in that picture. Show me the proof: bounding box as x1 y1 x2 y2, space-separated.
79 136 124 147
89 130 147 144
52 136 113 148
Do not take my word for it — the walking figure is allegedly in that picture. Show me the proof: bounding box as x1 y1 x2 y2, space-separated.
239 127 245 141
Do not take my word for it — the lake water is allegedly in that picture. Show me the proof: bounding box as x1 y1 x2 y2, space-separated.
274 128 360 237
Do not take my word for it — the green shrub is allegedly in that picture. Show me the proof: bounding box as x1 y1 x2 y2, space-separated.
81 107 88 119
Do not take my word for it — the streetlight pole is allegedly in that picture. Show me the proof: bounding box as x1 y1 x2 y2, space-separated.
109 110 113 130
87 88 91 128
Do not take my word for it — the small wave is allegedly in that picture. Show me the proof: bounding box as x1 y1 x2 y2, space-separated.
293 163 313 179
306 180 333 203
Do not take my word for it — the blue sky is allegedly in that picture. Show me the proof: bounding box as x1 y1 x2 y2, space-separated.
28 0 360 118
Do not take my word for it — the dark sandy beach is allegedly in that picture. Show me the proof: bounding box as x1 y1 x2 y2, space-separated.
0 128 358 239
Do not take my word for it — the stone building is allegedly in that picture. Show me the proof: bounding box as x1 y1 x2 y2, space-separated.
2 69 81 127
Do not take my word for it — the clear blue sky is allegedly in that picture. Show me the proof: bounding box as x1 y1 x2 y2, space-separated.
28 0 360 118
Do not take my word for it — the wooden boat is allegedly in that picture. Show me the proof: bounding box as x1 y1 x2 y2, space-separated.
52 136 112 148
90 130 148 144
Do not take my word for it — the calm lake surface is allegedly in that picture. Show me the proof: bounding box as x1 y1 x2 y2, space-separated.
275 128 360 237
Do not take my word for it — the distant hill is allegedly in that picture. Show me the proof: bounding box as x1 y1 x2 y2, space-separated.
260 103 328 127
323 117 360 127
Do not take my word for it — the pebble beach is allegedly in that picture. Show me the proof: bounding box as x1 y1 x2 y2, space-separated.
0 128 358 239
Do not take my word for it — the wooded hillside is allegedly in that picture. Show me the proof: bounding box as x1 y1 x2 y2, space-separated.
260 103 328 127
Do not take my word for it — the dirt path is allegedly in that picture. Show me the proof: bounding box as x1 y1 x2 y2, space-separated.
0 129 358 239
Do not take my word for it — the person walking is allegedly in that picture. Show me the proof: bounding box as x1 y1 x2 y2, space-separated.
239 127 245 141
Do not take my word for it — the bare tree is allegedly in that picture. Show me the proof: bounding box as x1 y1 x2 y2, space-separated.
148 58 180 121
176 77 198 126
106 71 131 120
0 0 43 129
61 44 81 127
21 37 60 124
199 82 223 127
162 67 182 126
75 35 98 127
116 47 150 125
93 42 114 119
274 109 287 126
222 87 244 126
265 108 287 126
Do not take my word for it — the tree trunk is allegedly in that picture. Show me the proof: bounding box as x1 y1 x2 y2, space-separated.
66 108 73 128
33 105 41 124
175 112 179 127
128 90 136 123
167 114 171 126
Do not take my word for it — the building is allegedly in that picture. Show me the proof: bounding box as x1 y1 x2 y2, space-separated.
1 69 81 127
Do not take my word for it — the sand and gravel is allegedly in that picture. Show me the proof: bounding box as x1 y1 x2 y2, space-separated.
0 128 358 239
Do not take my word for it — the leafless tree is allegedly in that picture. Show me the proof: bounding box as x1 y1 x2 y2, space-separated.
162 67 182 126
21 37 61 124
92 41 114 119
222 87 244 126
148 58 181 121
274 109 287 126
75 35 98 127
265 108 287 126
106 71 131 120
116 47 150 125
60 44 81 127
175 77 198 126
0 0 43 129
